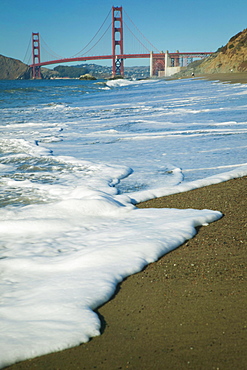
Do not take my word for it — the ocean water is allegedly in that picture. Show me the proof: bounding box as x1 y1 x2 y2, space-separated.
0 77 247 368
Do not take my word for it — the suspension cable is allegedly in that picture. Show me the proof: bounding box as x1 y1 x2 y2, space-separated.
124 22 150 53
28 8 160 64
124 10 160 53
40 36 64 59
70 8 112 57
79 23 111 57
23 36 31 64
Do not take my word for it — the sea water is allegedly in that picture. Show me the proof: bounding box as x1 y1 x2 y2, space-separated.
0 77 247 368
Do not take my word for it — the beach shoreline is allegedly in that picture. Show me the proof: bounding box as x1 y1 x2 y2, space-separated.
4 73 247 370
6 176 247 370
168 72 247 84
196 72 247 84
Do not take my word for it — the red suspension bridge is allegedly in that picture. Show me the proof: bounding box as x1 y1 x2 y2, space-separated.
30 6 212 79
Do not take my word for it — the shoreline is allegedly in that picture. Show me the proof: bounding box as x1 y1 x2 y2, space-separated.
7 176 247 370
195 72 247 84
167 72 247 84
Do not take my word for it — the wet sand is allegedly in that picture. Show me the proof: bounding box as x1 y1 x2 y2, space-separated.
171 72 247 84
5 74 247 369
185 72 247 84
7 176 247 370
197 72 247 84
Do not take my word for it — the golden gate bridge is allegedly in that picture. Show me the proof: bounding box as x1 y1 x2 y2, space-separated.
30 6 212 79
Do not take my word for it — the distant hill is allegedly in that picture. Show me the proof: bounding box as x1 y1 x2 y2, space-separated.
53 63 149 79
175 28 247 77
0 54 60 80
0 54 31 80
0 53 149 80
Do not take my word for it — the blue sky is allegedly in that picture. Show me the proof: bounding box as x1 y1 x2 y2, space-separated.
0 0 246 68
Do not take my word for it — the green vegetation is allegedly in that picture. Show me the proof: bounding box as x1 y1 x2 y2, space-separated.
54 65 89 78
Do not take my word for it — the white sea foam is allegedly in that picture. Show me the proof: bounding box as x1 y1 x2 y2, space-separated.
0 77 247 368
0 178 222 368
106 78 155 88
123 164 247 204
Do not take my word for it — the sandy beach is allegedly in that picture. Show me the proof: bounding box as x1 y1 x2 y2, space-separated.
5 74 247 370
197 72 247 84
172 72 247 84
6 175 246 370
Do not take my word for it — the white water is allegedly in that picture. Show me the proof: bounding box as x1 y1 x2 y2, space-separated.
0 77 247 368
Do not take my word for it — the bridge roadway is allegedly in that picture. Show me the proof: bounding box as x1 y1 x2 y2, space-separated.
29 52 212 68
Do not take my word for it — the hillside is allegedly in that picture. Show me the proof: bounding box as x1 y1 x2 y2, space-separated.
0 54 31 79
53 64 149 79
175 28 247 77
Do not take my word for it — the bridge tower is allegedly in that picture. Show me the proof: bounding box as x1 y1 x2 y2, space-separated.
112 6 124 77
32 32 41 79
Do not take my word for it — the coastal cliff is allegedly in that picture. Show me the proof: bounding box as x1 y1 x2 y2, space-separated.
0 54 31 80
0 54 59 80
176 28 247 77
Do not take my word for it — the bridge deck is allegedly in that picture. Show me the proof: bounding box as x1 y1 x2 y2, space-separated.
30 52 212 67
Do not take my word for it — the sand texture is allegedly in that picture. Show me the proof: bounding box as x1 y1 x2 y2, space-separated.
6 176 247 370
170 72 247 84
197 72 247 83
